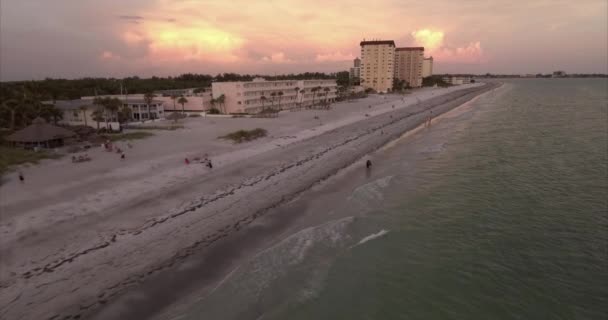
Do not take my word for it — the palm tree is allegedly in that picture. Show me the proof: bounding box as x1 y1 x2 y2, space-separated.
323 87 331 105
79 105 88 127
311 87 318 108
217 94 226 113
1 99 19 130
143 92 156 121
293 87 300 108
299 89 305 107
277 91 284 110
118 105 132 124
178 96 188 114
92 97 105 129
260 95 267 112
106 98 121 124
92 108 104 130
43 104 63 125
270 92 276 110
197 88 206 109
170 94 178 114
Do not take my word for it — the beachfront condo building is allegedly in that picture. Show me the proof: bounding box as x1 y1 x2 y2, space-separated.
360 40 395 92
212 78 337 114
350 57 361 80
422 56 434 78
394 47 425 88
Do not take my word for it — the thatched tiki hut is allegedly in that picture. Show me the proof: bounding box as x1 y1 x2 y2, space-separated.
6 117 75 149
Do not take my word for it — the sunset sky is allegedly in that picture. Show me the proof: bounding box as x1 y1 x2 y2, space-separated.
1 0 607 80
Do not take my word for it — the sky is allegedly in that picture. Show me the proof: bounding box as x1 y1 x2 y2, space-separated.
1 0 607 81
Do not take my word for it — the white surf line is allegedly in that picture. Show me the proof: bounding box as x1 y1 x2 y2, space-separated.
378 82 503 153
350 229 390 249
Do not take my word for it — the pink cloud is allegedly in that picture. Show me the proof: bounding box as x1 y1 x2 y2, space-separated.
432 41 485 64
315 52 355 62
100 51 120 60
261 52 293 63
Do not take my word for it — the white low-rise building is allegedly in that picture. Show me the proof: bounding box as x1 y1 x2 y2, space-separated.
212 78 337 114
442 76 473 85
54 97 166 129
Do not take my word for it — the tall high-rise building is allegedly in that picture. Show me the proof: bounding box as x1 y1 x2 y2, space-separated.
350 57 361 80
360 40 395 92
422 56 434 78
394 47 424 87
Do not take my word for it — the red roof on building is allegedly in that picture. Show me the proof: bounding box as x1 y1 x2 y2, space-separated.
396 47 425 51
360 40 396 46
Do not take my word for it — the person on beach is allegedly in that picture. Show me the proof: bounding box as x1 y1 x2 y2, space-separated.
121 153 125 160
185 158 190 165
366 160 372 169
18 171 24 183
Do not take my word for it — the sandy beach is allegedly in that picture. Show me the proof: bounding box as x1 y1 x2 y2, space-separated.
0 82 499 320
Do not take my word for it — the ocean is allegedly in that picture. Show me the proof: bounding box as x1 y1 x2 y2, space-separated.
176 79 607 320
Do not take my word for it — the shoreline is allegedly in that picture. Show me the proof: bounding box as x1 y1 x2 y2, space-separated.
0 83 500 320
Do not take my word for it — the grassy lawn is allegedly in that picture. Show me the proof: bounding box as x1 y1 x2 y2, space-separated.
106 131 155 142
219 128 267 143
0 146 62 175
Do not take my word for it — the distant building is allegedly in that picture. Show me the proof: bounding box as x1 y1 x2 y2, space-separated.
350 57 361 80
442 76 473 85
422 56 434 78
360 40 396 92
394 47 425 87
211 78 337 114
54 97 165 129
81 91 212 113
552 71 567 78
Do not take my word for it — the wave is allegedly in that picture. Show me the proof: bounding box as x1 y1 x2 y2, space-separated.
354 229 389 247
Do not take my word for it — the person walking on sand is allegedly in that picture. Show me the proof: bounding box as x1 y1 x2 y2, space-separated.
18 171 24 183
121 153 125 160
366 160 372 169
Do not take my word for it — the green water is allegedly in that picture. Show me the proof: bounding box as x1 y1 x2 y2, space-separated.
182 79 608 320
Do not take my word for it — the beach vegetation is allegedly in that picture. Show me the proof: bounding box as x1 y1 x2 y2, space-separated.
104 131 154 142
219 128 267 143
122 124 183 130
0 146 62 177
178 96 188 114
207 108 221 114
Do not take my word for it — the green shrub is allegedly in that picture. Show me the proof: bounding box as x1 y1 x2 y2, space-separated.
106 131 155 141
219 128 267 143
207 108 221 114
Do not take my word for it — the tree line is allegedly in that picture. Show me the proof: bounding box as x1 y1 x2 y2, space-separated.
1 72 351 102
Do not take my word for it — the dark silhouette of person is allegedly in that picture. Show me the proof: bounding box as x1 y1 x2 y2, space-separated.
366 160 372 169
